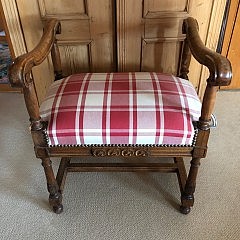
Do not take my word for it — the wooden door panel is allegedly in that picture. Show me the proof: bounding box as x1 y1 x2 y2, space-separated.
143 15 185 74
144 0 188 14
38 0 86 16
59 43 91 75
57 19 90 41
142 39 182 74
117 0 187 76
145 18 183 38
38 0 115 75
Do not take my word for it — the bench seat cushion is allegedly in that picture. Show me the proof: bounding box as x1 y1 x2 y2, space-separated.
40 72 201 146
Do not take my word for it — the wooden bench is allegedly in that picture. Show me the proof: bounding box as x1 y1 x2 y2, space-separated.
9 18 232 214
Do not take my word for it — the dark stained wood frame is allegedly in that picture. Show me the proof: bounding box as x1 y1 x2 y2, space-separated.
9 18 232 214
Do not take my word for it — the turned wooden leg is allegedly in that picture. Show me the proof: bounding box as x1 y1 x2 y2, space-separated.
180 157 201 214
174 157 187 194
56 157 71 193
41 157 63 214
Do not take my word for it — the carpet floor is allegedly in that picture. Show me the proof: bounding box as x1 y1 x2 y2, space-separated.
0 91 239 240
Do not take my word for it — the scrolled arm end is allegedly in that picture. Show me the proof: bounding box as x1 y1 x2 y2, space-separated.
9 54 33 88
205 54 232 86
9 59 24 88
183 17 232 87
8 19 61 88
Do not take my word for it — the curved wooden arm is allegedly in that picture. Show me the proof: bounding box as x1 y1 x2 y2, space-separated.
183 17 232 86
9 19 61 88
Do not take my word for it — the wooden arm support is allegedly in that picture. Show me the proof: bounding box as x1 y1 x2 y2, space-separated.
9 19 61 88
183 17 232 129
183 17 232 87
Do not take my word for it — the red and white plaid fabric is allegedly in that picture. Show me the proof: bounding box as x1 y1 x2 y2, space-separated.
40 72 201 146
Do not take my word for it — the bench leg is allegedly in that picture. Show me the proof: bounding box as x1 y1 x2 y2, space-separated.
180 157 201 214
56 157 71 193
41 157 63 214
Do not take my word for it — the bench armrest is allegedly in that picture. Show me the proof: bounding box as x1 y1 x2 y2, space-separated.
9 19 60 88
184 17 232 129
183 17 232 86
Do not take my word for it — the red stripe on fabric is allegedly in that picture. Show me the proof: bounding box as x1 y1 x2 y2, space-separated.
49 132 76 137
57 78 85 144
163 132 192 138
132 73 138 144
79 73 92 144
110 73 129 143
102 73 111 144
150 72 161 144
48 78 69 144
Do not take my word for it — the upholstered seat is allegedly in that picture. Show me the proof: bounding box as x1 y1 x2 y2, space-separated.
40 72 201 146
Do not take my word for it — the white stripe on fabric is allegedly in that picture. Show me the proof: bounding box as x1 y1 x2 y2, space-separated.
52 76 70 145
44 107 189 113
75 73 90 144
106 73 113 144
128 73 134 144
153 72 164 144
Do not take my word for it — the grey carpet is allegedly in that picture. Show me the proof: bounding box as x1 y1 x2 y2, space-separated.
0 91 239 240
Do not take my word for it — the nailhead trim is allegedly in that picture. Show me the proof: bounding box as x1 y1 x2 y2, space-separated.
44 128 199 148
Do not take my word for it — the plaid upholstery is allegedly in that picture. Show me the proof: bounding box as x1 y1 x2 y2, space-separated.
40 72 201 146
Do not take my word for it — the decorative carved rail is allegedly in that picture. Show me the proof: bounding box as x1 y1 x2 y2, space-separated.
92 147 149 157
